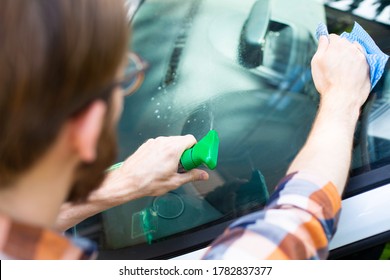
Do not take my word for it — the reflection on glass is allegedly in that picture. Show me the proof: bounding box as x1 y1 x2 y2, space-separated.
75 0 390 253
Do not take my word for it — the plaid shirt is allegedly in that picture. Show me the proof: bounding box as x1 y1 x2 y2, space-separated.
203 172 341 259
0 214 97 260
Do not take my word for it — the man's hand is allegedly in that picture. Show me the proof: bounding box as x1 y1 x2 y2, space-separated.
54 135 209 231
311 35 370 111
101 135 209 201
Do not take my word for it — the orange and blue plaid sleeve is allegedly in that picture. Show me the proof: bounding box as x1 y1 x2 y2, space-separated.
202 172 341 259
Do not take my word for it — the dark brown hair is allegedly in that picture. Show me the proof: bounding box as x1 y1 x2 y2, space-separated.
0 0 129 186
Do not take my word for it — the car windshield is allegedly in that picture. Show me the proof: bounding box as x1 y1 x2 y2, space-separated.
75 0 390 255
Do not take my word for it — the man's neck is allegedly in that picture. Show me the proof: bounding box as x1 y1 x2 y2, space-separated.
0 142 77 229
0 166 75 229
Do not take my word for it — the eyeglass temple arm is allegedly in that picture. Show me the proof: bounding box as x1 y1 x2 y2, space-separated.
125 0 145 23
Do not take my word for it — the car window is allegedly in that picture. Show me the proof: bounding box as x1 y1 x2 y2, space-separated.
75 0 390 255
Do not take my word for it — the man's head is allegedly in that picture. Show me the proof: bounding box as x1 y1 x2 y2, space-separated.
0 0 129 202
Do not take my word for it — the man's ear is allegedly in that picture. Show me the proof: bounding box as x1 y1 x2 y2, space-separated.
69 100 107 163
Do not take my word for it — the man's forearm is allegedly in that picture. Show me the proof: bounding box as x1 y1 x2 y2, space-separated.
287 95 360 194
53 202 99 232
53 170 137 231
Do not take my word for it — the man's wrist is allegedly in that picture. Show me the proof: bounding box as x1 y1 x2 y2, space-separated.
319 92 361 124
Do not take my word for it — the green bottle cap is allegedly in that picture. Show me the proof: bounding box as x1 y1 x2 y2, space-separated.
180 130 220 171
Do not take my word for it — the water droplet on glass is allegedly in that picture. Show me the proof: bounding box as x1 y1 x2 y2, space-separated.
158 86 162 90
157 115 161 119
154 109 159 114
187 120 191 123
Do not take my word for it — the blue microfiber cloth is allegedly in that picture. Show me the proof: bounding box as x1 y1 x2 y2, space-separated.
316 22 389 90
